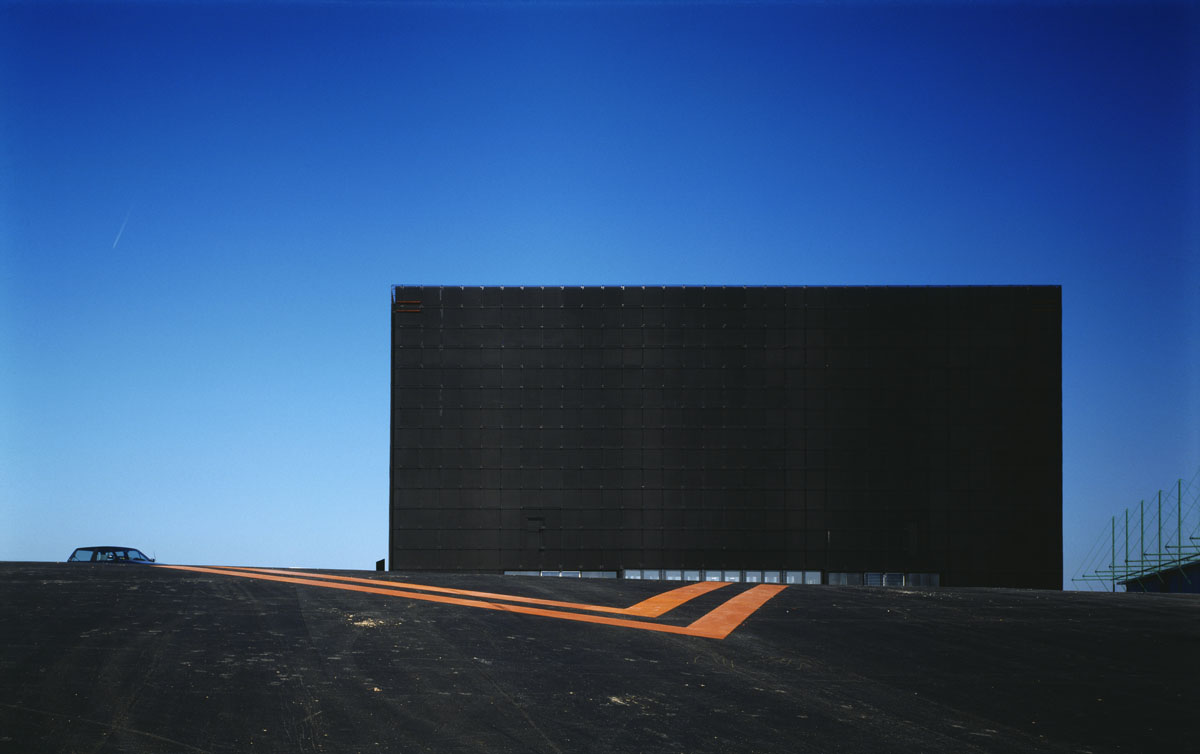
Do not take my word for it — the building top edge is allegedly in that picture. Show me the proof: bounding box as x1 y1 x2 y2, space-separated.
391 284 1063 290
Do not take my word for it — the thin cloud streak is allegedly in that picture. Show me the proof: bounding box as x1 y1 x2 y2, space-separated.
111 205 132 249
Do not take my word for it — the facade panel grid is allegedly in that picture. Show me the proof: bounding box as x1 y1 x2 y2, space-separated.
390 285 1061 587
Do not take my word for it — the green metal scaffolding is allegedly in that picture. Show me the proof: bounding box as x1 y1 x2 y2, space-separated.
1071 466 1200 592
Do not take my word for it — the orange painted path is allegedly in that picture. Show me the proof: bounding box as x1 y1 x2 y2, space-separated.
214 565 730 617
156 565 786 639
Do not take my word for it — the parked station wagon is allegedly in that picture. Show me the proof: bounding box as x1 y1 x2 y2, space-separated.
67 546 155 563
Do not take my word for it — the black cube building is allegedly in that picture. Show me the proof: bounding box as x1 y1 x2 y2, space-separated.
390 286 1061 588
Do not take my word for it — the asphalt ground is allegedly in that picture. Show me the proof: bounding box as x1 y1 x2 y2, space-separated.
0 563 1195 753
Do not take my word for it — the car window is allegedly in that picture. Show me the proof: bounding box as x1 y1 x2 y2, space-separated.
68 547 152 562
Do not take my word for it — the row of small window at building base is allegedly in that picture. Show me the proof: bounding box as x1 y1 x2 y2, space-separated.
502 569 941 587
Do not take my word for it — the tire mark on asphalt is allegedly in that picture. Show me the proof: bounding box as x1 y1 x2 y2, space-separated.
0 703 213 754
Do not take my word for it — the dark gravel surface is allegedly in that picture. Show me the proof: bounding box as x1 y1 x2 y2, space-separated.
1 563 1195 753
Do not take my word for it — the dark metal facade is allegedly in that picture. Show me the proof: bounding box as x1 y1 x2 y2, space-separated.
390 285 1061 588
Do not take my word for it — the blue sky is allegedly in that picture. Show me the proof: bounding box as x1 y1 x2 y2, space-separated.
2 0 1197 586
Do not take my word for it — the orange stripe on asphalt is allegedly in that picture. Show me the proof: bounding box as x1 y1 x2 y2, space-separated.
684 584 789 639
620 580 731 616
216 566 729 617
155 565 783 639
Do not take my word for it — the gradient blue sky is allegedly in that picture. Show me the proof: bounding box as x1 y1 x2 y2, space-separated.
2 0 1197 586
